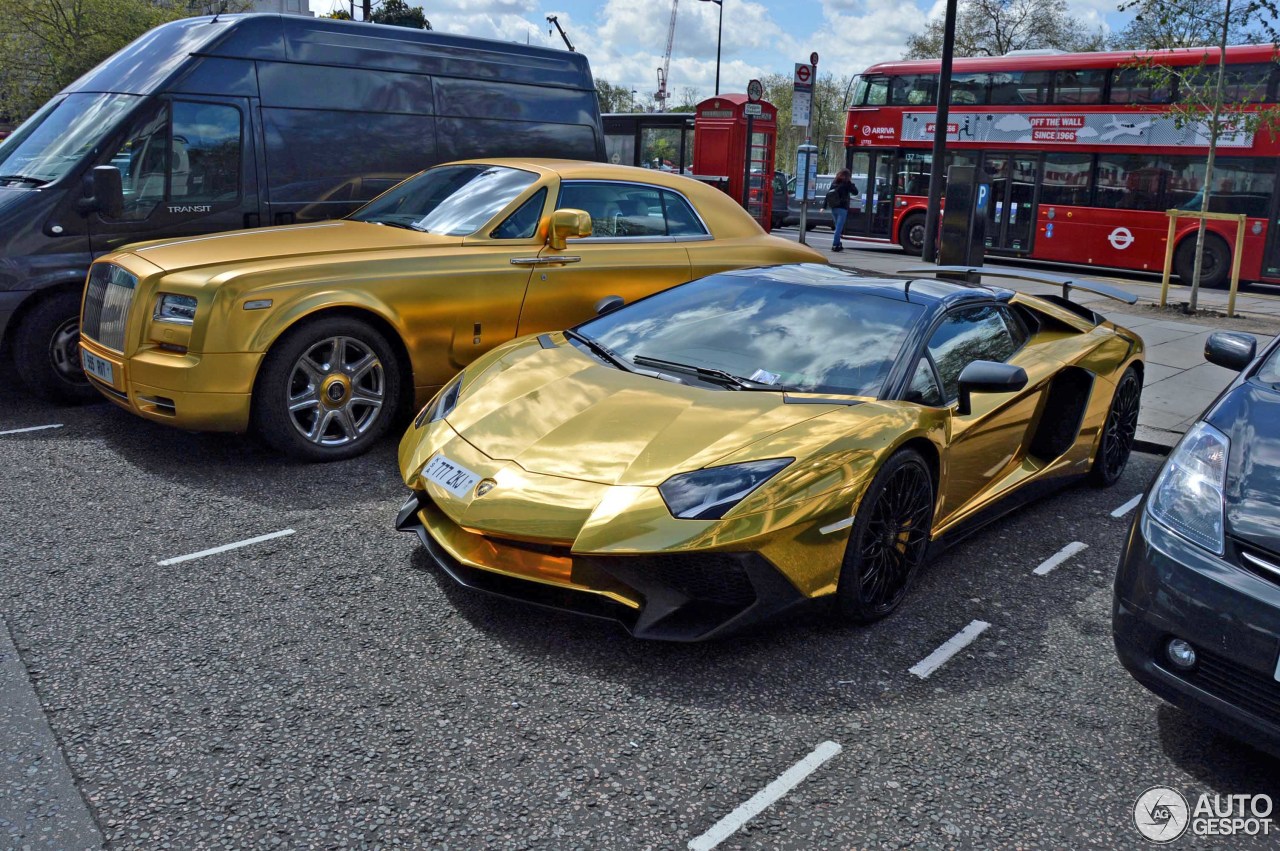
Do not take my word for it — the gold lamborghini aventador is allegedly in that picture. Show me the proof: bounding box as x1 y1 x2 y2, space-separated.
396 263 1145 640
78 159 821 460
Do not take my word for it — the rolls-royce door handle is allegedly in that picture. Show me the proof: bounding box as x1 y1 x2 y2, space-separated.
509 256 582 266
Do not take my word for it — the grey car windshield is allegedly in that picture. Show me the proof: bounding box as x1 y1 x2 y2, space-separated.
350 165 539 235
577 272 924 397
0 93 143 185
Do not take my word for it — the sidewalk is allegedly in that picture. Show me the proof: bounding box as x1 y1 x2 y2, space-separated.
784 232 1280 451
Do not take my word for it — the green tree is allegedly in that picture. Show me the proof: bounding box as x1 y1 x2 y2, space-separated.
1111 0 1265 49
0 0 199 123
1120 0 1280 308
905 0 1104 59
764 71 856 177
371 0 430 29
595 78 640 113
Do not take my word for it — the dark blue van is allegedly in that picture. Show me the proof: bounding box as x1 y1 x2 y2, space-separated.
0 14 605 401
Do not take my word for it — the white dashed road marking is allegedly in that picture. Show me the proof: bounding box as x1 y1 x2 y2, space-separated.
1111 495 1142 518
909 620 991 679
687 741 843 851
1032 541 1088 576
158 529 296 566
0 424 63 436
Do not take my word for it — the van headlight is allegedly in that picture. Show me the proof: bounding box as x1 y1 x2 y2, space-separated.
659 458 792 520
153 293 198 325
1147 421 1230 554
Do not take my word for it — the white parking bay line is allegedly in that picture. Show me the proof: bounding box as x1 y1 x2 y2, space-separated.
909 620 990 679
1032 541 1088 576
158 529 295 566
0 424 63 436
687 741 842 851
1111 495 1142 518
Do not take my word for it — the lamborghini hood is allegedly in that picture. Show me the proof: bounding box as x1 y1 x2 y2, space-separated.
446 342 848 487
124 219 460 273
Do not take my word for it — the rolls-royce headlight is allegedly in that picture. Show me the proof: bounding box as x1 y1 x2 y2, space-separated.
659 458 792 520
153 293 198 325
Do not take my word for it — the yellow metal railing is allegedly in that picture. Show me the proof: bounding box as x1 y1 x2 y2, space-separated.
1159 210 1246 317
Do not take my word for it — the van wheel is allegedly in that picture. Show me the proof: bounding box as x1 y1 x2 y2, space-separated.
14 290 98 404
836 449 934 623
252 316 401 462
898 213 926 256
1174 234 1231 290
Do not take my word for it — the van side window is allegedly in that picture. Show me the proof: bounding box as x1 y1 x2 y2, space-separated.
171 102 241 203
491 188 546 239
109 103 170 221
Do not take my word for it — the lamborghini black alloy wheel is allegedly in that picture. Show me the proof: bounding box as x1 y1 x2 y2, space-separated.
1092 367 1141 486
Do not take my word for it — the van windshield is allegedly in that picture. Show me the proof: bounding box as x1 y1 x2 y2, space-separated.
0 93 142 186
350 164 539 235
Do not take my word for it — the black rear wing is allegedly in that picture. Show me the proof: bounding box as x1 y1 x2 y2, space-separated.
898 265 1139 305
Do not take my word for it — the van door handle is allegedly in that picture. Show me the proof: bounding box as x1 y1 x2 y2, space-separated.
510 256 581 266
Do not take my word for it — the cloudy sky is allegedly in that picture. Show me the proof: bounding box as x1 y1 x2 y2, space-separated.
312 0 1135 98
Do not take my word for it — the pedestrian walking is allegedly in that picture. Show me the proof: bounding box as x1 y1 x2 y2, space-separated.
823 170 856 252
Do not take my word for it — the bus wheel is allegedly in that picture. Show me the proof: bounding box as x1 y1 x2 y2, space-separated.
1174 234 1231 290
14 290 98 404
898 213 926 256
252 316 401 462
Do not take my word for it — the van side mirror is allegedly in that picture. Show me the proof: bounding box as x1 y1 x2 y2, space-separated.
547 208 592 250
595 295 624 315
956 360 1028 416
78 166 124 219
1205 331 1256 372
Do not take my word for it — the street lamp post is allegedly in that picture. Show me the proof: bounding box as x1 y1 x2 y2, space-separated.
699 0 724 97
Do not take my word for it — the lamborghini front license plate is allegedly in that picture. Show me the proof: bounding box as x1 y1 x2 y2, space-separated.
424 454 481 499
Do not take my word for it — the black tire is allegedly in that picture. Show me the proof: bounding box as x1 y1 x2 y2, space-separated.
836 449 935 623
804 220 817 231
252 316 401 462
1173 234 1231 290
898 212 926 256
1089 366 1141 487
13 289 98 404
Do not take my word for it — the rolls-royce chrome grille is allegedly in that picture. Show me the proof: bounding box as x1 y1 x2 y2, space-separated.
82 263 137 352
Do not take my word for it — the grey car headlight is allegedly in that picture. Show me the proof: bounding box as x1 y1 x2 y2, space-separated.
153 293 197 325
1147 420 1230 554
415 372 464 428
659 458 792 520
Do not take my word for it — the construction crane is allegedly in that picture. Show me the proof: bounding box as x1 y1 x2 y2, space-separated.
546 15 574 52
654 0 678 111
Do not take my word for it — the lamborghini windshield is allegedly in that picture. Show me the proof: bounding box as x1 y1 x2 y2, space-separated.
350 164 538 235
576 270 924 397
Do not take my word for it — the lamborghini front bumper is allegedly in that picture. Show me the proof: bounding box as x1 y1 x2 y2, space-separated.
395 491 808 641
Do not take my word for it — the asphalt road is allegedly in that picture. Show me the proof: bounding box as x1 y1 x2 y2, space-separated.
3 392 1278 850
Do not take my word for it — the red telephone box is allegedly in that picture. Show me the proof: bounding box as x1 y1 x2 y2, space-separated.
693 94 777 231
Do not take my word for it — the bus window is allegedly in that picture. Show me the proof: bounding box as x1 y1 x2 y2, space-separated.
950 73 989 105
1167 156 1275 217
900 152 933 195
862 76 890 106
1095 154 1170 211
1041 153 1093 207
1183 63 1273 104
1053 69 1105 104
988 70 1053 104
890 75 938 105
1109 68 1173 104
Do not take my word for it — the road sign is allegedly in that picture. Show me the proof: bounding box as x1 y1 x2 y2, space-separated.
743 102 763 116
794 63 812 89
810 51 819 66
747 79 763 103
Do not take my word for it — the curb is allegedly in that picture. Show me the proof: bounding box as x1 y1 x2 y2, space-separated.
1133 438 1172 457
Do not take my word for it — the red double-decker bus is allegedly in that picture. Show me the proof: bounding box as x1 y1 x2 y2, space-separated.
843 45 1280 287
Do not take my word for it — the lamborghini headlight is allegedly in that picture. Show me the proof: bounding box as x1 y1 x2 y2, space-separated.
153 293 198 325
659 458 792 520
1147 421 1229 555
415 372 464 428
